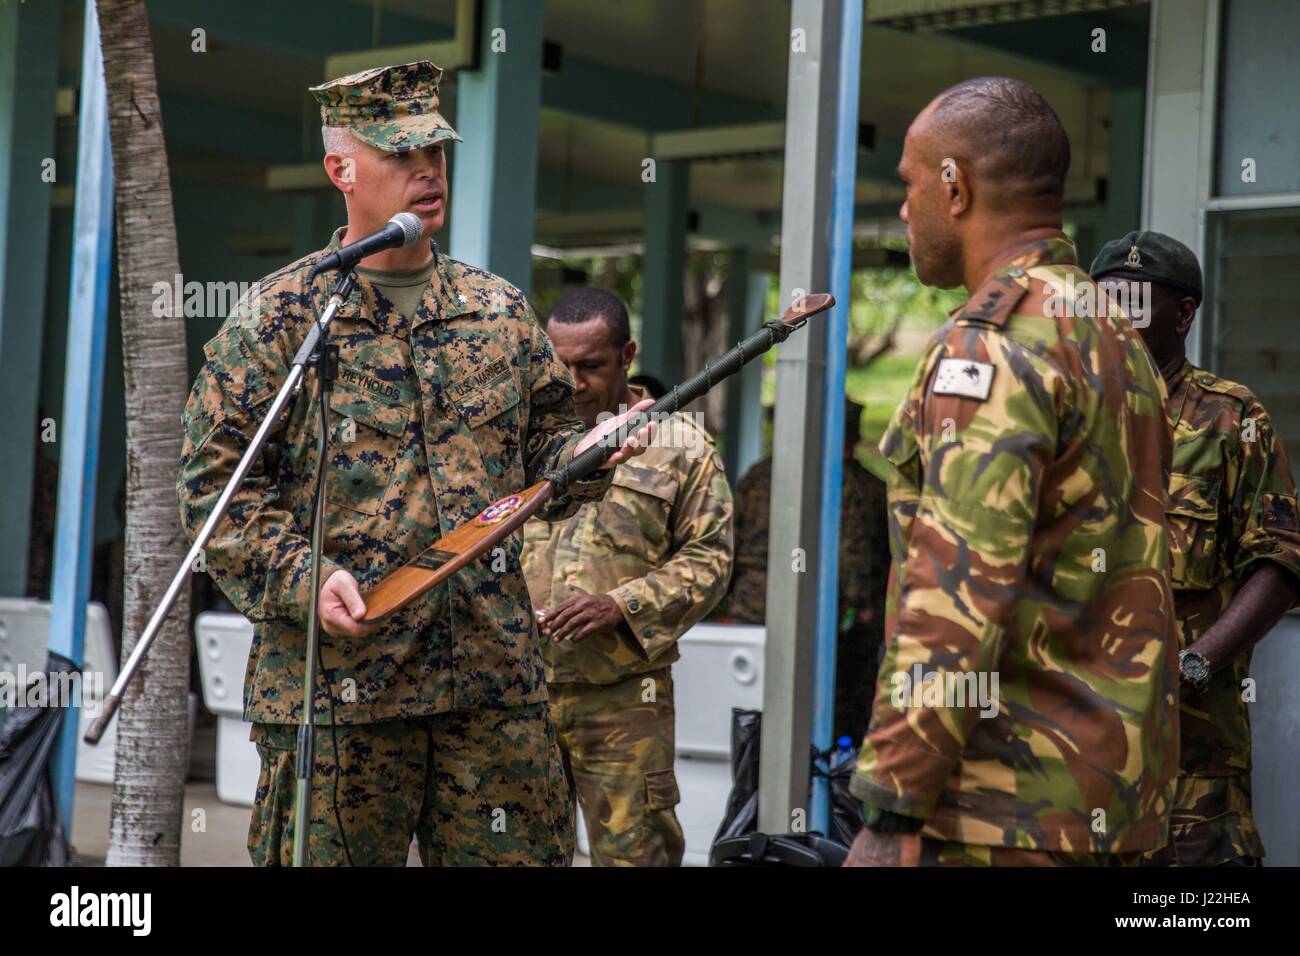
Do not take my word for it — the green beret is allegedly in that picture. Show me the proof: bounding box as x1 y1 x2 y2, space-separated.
1089 230 1203 304
310 60 461 153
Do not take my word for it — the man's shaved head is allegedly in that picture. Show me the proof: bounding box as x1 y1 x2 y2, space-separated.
926 76 1071 201
899 76 1071 289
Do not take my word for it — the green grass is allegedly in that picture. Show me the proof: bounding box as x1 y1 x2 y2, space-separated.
848 351 923 480
754 348 925 482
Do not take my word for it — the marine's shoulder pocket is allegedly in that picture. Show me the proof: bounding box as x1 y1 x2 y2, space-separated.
455 376 522 429
326 385 409 516
329 386 408 436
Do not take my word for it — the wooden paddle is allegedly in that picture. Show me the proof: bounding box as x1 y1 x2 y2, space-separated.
360 292 835 622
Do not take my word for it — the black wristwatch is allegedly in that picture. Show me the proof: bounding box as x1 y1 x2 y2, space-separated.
1179 649 1212 692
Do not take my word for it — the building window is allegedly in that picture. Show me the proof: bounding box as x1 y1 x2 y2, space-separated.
1214 0 1300 198
1203 208 1300 467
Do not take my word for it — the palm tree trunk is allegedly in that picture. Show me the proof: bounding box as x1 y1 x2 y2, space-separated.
97 0 192 866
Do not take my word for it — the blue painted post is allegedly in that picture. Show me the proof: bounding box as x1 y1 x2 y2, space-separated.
810 0 862 836
49 1 115 834
448 0 543 296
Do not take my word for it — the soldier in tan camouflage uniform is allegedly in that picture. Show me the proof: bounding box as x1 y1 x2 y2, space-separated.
177 62 651 866
521 287 734 866
720 401 890 742
844 78 1179 868
1092 230 1300 867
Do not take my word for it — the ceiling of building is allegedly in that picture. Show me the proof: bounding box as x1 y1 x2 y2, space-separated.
57 0 1151 247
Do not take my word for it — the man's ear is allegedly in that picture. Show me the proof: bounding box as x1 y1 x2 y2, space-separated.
622 339 637 372
1176 296 1198 337
943 157 971 217
323 153 357 194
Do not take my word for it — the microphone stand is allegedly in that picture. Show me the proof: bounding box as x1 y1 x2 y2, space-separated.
85 268 358 870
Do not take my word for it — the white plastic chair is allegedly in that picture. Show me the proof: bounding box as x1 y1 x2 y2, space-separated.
195 611 259 806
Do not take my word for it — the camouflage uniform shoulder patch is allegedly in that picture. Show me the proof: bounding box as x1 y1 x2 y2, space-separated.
953 271 1030 328
1188 368 1256 407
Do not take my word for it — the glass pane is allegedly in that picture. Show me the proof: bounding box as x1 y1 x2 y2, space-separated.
1215 0 1300 196
1203 208 1300 467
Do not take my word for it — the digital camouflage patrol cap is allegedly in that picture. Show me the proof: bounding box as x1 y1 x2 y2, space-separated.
1089 229 1203 304
310 60 462 153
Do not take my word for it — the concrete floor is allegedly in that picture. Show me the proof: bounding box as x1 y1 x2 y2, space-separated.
71 778 254 866
70 716 590 866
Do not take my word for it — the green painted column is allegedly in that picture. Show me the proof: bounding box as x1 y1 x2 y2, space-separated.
0 0 60 596
1103 86 1146 248
448 0 543 296
722 247 769 486
640 158 688 385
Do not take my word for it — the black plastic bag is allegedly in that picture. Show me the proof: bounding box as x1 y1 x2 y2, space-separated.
818 738 866 847
711 708 762 845
0 652 73 866
709 708 865 864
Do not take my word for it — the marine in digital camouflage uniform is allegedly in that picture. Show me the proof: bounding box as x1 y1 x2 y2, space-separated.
521 288 734 866
845 78 1178 868
720 401 890 742
1092 231 1300 867
177 62 649 866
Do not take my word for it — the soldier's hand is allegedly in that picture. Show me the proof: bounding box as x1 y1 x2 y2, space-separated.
539 591 625 642
842 827 922 867
574 397 656 467
318 569 378 639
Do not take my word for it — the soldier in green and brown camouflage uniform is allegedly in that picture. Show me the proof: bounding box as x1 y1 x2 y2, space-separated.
521 288 734 866
177 62 652 866
719 401 890 742
844 78 1179 868
1092 230 1300 867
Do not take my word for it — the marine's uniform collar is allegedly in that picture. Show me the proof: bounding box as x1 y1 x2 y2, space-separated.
316 228 474 332
424 238 475 323
952 235 1078 328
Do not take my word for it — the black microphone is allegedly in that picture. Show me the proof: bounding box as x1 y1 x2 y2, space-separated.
308 212 424 279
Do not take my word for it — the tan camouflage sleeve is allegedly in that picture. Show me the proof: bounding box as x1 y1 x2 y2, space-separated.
1230 401 1300 588
521 309 612 521
609 445 735 661
177 322 343 626
852 328 1064 819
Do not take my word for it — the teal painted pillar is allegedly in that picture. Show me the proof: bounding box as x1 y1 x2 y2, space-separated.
734 270 769 480
722 248 768 486
448 0 543 296
1102 86 1146 249
640 158 688 385
0 0 60 596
